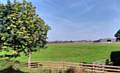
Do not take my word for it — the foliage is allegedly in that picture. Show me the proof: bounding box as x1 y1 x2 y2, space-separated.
115 29 120 41
0 0 49 57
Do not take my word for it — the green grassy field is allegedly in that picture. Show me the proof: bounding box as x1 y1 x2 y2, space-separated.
1 43 120 73
15 43 120 63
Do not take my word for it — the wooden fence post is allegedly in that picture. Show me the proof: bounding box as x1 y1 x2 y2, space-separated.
102 64 105 72
92 63 95 73
79 63 83 73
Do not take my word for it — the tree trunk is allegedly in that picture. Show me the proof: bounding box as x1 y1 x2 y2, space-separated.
28 48 32 68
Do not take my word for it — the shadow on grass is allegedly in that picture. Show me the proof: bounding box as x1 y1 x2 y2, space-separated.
0 66 28 73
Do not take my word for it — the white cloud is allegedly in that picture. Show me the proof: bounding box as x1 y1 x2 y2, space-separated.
69 0 95 16
70 2 82 8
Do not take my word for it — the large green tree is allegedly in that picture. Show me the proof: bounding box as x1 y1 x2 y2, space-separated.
0 0 49 67
115 29 120 42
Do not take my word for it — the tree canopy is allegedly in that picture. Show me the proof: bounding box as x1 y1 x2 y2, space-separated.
0 0 49 57
115 29 120 41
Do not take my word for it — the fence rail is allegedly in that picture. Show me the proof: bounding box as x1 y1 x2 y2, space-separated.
24 61 120 73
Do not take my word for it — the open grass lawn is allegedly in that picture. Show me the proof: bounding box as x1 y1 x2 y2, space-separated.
15 43 120 63
1 43 120 73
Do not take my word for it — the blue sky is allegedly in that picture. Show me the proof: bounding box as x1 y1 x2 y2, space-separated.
1 0 120 41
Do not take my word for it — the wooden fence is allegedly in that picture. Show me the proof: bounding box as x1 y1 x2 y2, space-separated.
25 61 120 73
80 63 120 73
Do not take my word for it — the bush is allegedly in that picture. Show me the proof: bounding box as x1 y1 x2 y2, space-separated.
65 67 75 73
